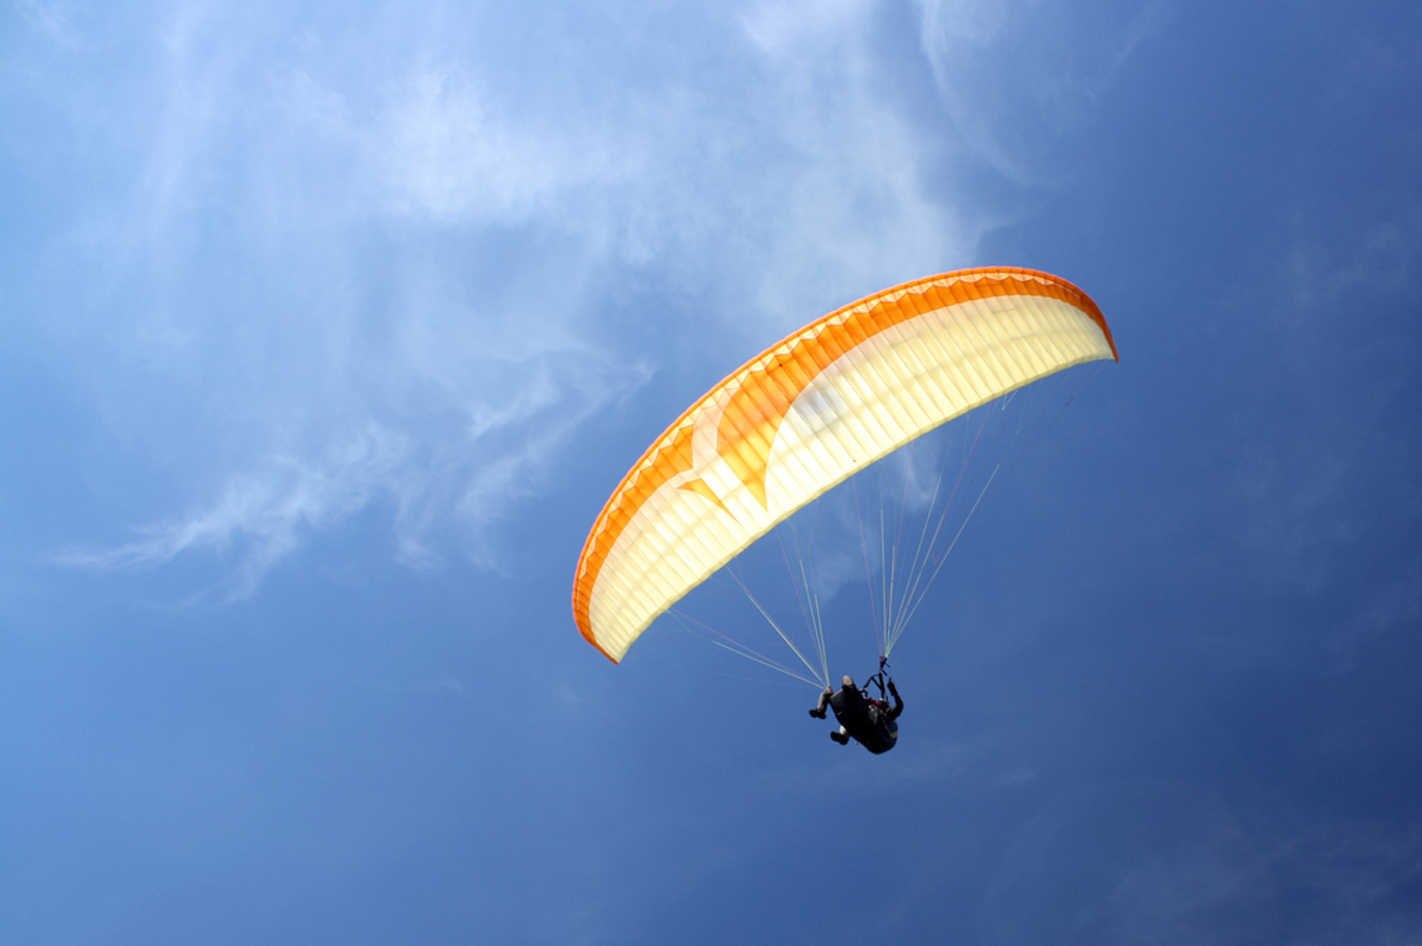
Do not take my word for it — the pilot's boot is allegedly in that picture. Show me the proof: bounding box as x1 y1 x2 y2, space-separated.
831 730 850 745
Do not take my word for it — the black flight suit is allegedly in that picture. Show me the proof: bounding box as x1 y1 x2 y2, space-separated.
813 678 903 754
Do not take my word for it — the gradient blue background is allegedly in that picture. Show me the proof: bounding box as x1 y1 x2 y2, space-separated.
3 1 1421 943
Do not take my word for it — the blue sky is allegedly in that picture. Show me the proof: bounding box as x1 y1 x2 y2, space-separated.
3 0 1420 943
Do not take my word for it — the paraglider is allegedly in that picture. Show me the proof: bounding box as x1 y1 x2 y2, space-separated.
572 267 1117 747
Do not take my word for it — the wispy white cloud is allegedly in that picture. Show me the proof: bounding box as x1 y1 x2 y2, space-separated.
57 424 406 595
1230 214 1421 602
13 0 1070 595
374 67 621 226
13 0 79 48
914 0 1171 184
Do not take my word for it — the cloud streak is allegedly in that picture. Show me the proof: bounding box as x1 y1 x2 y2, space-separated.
10 0 1043 595
915 0 1170 184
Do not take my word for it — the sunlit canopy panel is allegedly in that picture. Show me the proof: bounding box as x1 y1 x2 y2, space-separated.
573 267 1118 662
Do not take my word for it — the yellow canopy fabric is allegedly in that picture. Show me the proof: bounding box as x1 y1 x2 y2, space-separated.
573 267 1117 662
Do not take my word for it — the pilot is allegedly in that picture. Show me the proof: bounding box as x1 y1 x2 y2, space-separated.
810 675 903 754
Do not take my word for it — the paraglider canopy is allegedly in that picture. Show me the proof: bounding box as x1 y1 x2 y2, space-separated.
573 267 1117 663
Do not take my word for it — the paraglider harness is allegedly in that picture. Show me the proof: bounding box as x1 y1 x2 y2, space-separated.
863 656 895 715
